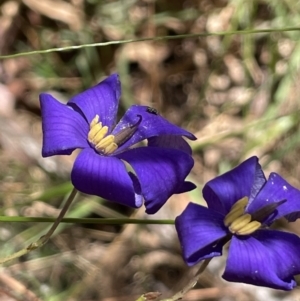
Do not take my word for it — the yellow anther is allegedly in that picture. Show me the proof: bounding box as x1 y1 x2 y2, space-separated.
103 143 118 154
225 196 261 236
93 126 109 144
90 115 100 129
235 221 261 235
224 206 244 227
230 196 248 211
88 122 105 142
224 196 249 227
88 115 118 155
229 214 251 233
95 135 115 151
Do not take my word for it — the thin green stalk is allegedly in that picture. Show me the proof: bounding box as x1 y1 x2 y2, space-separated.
36 187 78 244
1 27 300 60
135 259 212 301
0 216 174 225
0 187 78 265
164 258 212 301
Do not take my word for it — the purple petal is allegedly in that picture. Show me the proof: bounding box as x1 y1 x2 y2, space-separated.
71 148 141 208
203 157 266 216
128 172 143 208
117 147 195 214
68 74 120 129
175 203 229 266
112 105 196 152
148 135 192 155
246 173 300 224
175 181 197 194
39 93 89 156
223 230 300 290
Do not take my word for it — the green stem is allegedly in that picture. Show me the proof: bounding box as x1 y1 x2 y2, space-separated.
0 217 174 225
37 187 78 244
135 259 212 301
166 258 211 301
1 27 300 59
0 187 78 265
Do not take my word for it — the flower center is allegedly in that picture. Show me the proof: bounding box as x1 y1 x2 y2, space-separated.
88 114 142 155
224 196 262 236
88 115 118 154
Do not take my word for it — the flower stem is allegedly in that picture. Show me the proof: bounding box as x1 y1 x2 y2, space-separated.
136 258 212 301
1 26 300 59
0 217 175 224
165 258 212 301
0 187 78 265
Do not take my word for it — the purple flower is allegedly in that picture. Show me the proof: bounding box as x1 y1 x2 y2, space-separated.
40 74 196 214
175 156 300 290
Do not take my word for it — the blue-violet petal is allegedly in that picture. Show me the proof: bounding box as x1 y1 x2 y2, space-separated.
246 172 300 224
117 147 195 214
175 181 197 194
148 135 192 155
68 74 120 129
203 156 266 215
224 229 300 290
71 148 140 208
113 105 196 152
40 93 89 157
175 202 229 266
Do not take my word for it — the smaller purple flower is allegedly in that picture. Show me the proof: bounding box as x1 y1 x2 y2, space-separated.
175 156 300 290
40 74 196 214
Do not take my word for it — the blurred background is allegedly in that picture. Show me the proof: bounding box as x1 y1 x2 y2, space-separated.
1 0 300 300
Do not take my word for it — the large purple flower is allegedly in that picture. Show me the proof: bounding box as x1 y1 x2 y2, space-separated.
40 74 196 214
175 156 300 290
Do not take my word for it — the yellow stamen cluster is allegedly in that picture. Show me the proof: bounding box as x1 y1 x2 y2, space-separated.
88 115 118 154
224 196 261 236
224 197 248 226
